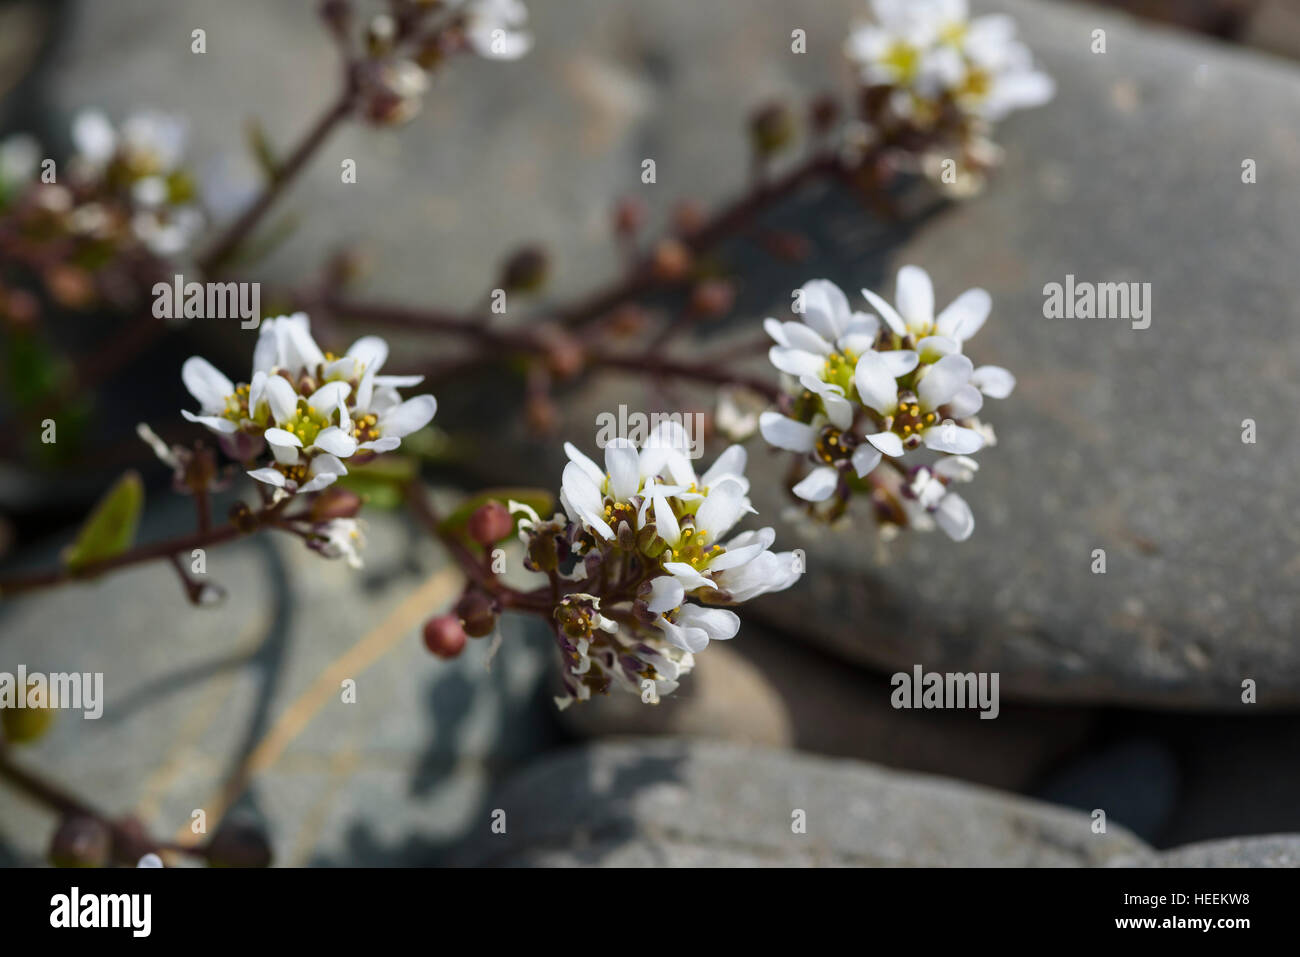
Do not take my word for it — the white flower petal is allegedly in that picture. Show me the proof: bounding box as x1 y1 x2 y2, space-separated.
181 357 234 412
181 409 237 434
947 384 984 418
792 465 839 502
922 422 984 454
866 430 904 457
895 265 934 333
645 576 685 614
853 352 901 416
769 346 827 378
695 478 748 542
346 335 389 374
263 374 299 424
247 467 285 487
759 411 816 453
604 438 641 501
972 364 1016 399
861 286 907 337
934 288 992 342
675 605 740 641
377 394 437 438
313 426 358 457
851 444 882 478
934 491 975 541
917 353 974 411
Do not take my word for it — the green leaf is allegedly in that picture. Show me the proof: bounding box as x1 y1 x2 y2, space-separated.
438 487 554 540
335 472 406 509
62 471 144 573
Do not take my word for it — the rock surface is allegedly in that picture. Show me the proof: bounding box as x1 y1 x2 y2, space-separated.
0 491 559 866
463 739 1300 867
460 738 1150 866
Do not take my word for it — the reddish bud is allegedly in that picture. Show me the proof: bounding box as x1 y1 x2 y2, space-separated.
651 239 692 283
501 246 549 292
672 200 707 238
49 815 111 868
456 590 498 638
423 614 468 658
688 279 735 319
613 197 646 237
311 487 364 522
467 500 513 546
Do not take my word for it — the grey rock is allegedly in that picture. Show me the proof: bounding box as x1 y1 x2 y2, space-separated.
562 623 1094 793
0 490 558 866
462 738 1149 866
1150 835 1300 868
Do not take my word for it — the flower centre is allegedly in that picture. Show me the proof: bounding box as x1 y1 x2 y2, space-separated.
821 350 858 394
221 384 251 423
959 66 992 101
892 399 938 441
281 400 331 446
663 525 723 571
815 426 855 465
884 41 920 83
351 412 380 444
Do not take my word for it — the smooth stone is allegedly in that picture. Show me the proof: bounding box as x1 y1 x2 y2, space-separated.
460 738 1150 866
0 489 558 866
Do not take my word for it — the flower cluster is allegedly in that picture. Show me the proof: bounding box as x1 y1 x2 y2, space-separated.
512 422 801 708
356 0 531 127
760 267 1013 541
845 0 1052 192
179 313 437 498
0 110 204 261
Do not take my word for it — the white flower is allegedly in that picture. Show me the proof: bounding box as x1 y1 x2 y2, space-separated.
0 133 39 191
845 0 1052 124
71 110 117 169
180 314 435 495
315 518 368 568
861 264 990 346
454 0 532 60
906 464 975 541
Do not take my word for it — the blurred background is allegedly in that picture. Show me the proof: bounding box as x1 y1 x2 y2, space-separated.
1 0 1298 866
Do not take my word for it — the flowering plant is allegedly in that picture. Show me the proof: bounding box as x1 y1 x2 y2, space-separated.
0 0 1049 866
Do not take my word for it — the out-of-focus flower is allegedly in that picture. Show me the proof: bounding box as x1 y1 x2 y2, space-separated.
456 0 532 61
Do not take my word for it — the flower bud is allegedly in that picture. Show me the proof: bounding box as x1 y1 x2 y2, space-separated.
651 239 692 283
467 500 513 546
525 528 559 573
636 523 668 558
749 101 796 157
500 246 549 292
456 590 498 638
423 614 467 658
1 681 54 744
228 501 259 534
206 819 273 868
612 197 646 237
672 200 707 238
310 486 364 522
49 815 111 868
809 93 840 137
366 13 397 56
688 279 735 319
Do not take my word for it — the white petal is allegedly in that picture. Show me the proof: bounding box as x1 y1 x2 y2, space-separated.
701 445 747 488
851 444 882 478
346 335 389 374
695 479 748 541
947 384 984 418
252 321 279 376
778 321 834 356
934 288 992 342
763 317 789 347
917 353 974 411
181 409 237 434
377 394 437 438
662 562 718 593
264 426 303 449
307 380 350 413
263 374 299 424
313 426 358 457
972 365 1016 399
769 346 826 378
895 265 934 334
916 335 958 362
866 431 904 457
799 279 852 340
181 357 234 412
861 286 907 337
645 576 685 614
604 438 641 501
792 465 839 502
878 349 920 377
934 491 975 542
675 605 740 641
246 467 285 487
853 352 901 416
653 493 681 545
759 412 816 453
564 441 606 487
922 422 984 455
